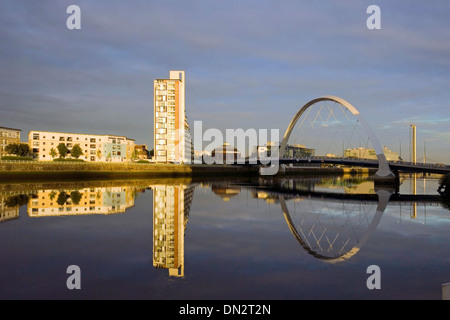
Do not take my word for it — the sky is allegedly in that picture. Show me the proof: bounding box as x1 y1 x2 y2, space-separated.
0 0 449 163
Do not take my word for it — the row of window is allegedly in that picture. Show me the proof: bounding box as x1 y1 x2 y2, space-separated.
0 131 20 138
32 134 126 145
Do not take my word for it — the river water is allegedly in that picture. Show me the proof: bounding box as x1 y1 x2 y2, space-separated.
0 173 448 300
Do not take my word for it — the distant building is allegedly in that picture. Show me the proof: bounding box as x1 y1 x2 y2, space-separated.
28 130 135 162
283 144 315 158
134 144 150 160
154 70 192 163
344 146 399 161
251 142 315 159
0 126 21 157
211 143 241 164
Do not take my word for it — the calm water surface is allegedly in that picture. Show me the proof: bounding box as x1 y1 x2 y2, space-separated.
0 174 448 300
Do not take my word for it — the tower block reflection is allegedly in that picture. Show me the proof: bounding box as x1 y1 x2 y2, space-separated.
152 184 195 277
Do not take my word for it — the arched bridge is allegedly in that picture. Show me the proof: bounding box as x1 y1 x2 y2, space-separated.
258 95 449 178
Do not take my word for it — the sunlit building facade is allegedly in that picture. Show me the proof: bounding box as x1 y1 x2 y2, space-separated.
344 146 399 161
28 131 135 162
153 71 192 163
0 126 21 157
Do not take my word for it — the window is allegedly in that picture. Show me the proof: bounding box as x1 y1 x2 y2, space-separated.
59 137 65 141
90 138 96 143
33 134 39 140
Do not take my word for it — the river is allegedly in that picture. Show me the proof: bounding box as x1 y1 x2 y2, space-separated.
0 173 448 300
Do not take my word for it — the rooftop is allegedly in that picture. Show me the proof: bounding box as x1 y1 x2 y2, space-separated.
0 126 21 131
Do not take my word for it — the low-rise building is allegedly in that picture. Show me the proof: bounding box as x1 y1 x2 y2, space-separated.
134 144 150 160
0 126 21 157
344 146 399 161
28 130 135 162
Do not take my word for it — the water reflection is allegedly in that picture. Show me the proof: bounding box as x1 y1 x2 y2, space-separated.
152 183 195 277
0 174 447 277
27 187 137 217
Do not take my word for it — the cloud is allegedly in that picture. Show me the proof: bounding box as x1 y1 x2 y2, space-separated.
0 0 449 161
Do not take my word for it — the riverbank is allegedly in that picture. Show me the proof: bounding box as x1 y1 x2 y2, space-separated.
0 161 375 182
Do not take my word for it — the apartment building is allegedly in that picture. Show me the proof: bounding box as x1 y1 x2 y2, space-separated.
0 126 21 157
154 70 192 163
28 131 135 162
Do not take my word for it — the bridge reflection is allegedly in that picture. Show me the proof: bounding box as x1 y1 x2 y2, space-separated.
236 174 444 263
0 175 447 276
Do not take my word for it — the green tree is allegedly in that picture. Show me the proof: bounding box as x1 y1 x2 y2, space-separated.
4 194 30 207
49 148 57 159
70 144 83 159
57 143 69 158
131 149 139 160
5 143 19 155
57 191 69 206
49 191 57 201
17 143 30 156
5 143 30 156
70 191 83 205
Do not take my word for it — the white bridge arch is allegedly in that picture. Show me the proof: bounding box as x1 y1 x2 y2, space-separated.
279 95 395 179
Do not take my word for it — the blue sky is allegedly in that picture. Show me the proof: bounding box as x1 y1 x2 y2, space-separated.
0 0 449 163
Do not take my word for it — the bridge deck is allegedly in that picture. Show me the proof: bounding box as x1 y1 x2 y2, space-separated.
275 157 450 174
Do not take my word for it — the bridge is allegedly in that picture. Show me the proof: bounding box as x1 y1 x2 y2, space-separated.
255 95 449 179
278 157 450 175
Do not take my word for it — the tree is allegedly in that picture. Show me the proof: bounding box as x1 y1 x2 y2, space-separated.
70 191 83 205
5 143 30 156
57 143 69 158
5 143 19 155
49 148 57 159
57 191 69 206
17 143 30 156
49 191 57 201
70 144 83 159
